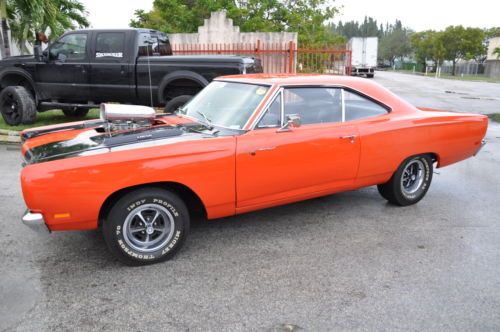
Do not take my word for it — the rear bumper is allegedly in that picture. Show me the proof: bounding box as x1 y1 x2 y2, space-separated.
474 139 486 156
22 210 50 233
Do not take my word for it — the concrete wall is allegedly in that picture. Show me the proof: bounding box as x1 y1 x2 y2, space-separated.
486 37 500 61
0 29 24 60
485 60 500 78
169 11 297 47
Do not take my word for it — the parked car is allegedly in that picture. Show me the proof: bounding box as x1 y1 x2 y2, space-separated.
0 28 262 125
20 74 487 265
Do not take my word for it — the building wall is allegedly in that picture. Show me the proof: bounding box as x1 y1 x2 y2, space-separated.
486 37 500 61
0 28 26 60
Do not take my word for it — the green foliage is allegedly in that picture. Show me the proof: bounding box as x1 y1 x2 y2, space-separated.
130 0 344 48
439 26 485 74
378 20 412 66
331 16 382 39
410 30 445 71
0 109 99 131
495 47 500 59
484 27 500 39
1 0 89 55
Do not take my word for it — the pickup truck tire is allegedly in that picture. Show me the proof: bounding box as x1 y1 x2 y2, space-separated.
164 95 192 113
377 155 433 206
102 187 190 266
62 108 89 118
0 86 36 125
367 74 374 78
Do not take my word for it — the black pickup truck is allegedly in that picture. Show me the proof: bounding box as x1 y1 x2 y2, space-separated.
0 28 262 125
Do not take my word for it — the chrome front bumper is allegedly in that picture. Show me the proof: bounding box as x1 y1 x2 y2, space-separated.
22 210 50 233
474 139 487 156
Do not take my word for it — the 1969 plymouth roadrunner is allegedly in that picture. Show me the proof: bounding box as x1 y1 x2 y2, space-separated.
20 74 488 265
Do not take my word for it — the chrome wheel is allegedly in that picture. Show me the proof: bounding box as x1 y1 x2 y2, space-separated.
122 204 175 253
400 159 424 195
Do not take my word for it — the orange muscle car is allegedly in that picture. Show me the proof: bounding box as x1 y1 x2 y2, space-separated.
20 74 488 265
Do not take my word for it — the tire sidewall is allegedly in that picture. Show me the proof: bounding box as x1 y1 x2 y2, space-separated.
164 95 192 113
104 190 189 265
0 86 35 125
397 155 433 204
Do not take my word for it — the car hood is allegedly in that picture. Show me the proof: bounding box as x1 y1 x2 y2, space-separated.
22 123 216 165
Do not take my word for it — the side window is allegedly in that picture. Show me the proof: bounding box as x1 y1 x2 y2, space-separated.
283 88 342 125
257 93 281 128
95 32 125 59
138 33 172 56
49 34 87 61
343 90 388 121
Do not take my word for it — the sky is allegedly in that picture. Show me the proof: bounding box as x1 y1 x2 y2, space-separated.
81 0 499 32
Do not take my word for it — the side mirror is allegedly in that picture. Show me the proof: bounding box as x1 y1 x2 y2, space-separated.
278 114 301 132
34 45 42 61
55 53 67 64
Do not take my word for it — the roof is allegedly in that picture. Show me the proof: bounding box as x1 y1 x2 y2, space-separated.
218 73 377 86
216 74 417 112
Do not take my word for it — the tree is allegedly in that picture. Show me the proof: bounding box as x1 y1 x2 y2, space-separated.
484 27 500 39
495 47 500 59
131 0 343 48
0 0 89 57
411 30 445 72
331 16 382 39
439 26 485 75
379 20 412 67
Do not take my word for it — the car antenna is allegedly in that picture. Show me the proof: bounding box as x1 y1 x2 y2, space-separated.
145 34 154 108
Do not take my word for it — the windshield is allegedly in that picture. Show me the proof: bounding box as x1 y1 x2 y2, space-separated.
178 81 269 129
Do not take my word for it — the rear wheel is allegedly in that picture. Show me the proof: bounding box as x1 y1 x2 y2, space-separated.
102 188 190 266
0 86 36 125
164 95 192 113
377 155 433 206
62 107 89 117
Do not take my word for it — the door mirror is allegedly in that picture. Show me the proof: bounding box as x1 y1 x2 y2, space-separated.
278 114 301 132
55 53 67 63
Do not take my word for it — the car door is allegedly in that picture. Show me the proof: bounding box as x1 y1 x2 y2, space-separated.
89 31 134 103
35 32 90 101
236 87 361 209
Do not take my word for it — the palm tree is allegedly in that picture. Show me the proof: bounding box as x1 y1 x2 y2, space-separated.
495 47 500 59
0 0 88 57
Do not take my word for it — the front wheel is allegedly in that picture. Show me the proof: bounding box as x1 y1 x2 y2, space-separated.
377 155 433 206
0 86 36 125
102 188 190 266
164 95 192 113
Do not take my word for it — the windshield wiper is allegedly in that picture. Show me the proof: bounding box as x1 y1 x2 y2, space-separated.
196 110 214 129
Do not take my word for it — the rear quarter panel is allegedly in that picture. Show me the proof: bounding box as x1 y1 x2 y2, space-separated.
355 110 487 186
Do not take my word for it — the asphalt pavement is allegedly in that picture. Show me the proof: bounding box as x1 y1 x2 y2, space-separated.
1 71 500 331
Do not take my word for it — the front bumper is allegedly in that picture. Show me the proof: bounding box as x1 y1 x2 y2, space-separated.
474 139 487 156
22 210 50 233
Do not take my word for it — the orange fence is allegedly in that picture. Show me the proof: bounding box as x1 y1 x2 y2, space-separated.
172 41 352 75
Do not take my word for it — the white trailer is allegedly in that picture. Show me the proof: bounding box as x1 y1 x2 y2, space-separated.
348 37 378 78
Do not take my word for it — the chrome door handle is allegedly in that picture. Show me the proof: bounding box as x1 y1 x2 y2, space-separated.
250 147 275 156
339 135 357 143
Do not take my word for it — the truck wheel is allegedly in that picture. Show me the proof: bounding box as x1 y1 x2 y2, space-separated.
62 108 89 117
377 155 433 206
164 95 192 113
0 86 36 125
102 188 190 266
367 74 374 78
